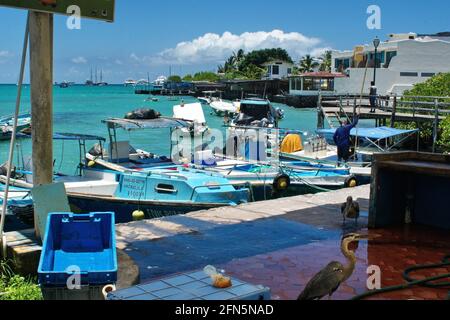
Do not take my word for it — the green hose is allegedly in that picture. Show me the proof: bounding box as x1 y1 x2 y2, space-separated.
352 254 450 300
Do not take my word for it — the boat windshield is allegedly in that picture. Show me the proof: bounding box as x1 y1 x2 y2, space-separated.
239 103 271 121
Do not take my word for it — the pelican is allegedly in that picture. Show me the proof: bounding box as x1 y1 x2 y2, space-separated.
297 233 368 300
341 196 360 224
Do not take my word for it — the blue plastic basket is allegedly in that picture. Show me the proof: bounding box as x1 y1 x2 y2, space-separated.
38 212 117 286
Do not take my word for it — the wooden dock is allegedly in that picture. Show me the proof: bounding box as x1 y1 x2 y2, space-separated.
317 95 450 152
318 95 449 128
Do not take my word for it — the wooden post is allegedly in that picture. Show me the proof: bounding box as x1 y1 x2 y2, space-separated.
390 96 397 128
432 98 439 153
317 93 324 129
29 11 54 238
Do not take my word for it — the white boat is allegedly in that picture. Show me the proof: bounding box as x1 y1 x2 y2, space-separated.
210 99 239 116
124 79 137 86
173 102 210 137
136 79 150 86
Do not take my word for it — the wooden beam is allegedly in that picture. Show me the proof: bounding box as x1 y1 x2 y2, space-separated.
29 11 54 238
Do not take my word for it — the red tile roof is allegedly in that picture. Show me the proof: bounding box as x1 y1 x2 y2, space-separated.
299 72 347 78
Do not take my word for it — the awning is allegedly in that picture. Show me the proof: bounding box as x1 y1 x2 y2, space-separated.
103 117 191 131
17 133 106 141
317 127 419 140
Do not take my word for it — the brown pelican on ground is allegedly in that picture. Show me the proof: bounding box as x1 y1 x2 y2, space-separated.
341 196 360 224
297 233 368 300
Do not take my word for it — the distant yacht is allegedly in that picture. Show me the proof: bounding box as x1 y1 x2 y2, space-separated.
124 79 137 86
85 67 108 86
57 81 75 88
136 79 150 86
153 75 167 86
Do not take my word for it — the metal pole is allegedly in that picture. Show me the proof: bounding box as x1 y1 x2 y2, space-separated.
0 13 30 257
29 11 54 238
373 47 378 84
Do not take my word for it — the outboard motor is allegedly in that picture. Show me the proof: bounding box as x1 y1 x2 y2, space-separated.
276 108 285 120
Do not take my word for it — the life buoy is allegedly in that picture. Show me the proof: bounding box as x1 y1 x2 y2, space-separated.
345 176 358 188
273 174 291 192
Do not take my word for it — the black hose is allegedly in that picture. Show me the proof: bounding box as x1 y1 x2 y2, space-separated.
352 254 450 300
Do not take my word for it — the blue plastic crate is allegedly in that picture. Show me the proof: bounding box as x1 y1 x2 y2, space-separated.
38 212 117 286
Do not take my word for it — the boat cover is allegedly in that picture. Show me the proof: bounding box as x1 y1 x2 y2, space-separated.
317 127 419 140
103 117 191 131
17 132 106 141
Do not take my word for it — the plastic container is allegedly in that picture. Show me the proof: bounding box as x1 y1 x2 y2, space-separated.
107 271 271 301
38 212 117 287
40 285 107 301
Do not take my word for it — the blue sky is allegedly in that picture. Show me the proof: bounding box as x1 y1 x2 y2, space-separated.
0 0 448 83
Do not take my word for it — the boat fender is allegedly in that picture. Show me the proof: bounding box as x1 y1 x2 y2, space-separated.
273 174 291 192
345 176 358 188
102 284 116 300
87 161 96 167
132 210 146 221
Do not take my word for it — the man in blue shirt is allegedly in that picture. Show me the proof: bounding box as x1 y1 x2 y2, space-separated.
333 114 359 164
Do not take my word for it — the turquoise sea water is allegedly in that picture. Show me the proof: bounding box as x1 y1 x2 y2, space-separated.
0 84 318 175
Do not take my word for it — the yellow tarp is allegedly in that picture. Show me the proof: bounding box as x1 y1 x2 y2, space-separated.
280 134 303 153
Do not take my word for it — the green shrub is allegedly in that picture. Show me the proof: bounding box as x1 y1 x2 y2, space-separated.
395 73 450 149
438 116 450 152
0 260 43 301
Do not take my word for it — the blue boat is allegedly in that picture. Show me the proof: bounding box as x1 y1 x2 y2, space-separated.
0 112 32 141
2 128 248 224
281 126 420 184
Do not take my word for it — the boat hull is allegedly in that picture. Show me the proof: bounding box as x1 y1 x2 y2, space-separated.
67 194 231 223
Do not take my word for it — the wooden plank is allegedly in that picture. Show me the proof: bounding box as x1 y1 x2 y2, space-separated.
0 0 115 22
31 183 71 238
29 11 54 238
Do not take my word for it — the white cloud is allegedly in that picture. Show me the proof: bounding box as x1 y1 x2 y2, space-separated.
140 30 330 66
71 56 87 64
0 50 13 63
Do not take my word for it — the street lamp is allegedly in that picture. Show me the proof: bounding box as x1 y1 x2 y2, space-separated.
373 37 381 84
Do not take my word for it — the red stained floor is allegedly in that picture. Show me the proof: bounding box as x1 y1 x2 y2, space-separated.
219 226 450 300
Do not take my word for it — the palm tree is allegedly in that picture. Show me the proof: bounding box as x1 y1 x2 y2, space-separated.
233 49 245 69
299 55 320 73
319 51 332 72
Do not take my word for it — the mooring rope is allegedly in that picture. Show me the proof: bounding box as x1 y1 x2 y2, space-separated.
0 13 30 258
352 254 450 300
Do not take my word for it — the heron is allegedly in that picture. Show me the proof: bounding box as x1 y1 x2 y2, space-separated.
297 233 368 300
341 196 360 224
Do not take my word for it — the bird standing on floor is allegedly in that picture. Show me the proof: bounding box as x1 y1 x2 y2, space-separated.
341 196 360 224
297 233 368 300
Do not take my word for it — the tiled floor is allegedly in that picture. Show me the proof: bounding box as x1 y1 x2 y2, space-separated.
220 226 450 300
118 185 449 301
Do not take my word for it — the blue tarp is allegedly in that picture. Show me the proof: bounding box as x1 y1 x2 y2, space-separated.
317 127 419 140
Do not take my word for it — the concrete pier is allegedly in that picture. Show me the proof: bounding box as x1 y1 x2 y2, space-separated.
115 184 450 300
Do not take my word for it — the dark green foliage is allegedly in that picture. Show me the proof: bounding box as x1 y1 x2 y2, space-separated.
168 75 182 83
0 260 42 300
218 48 294 80
395 73 450 151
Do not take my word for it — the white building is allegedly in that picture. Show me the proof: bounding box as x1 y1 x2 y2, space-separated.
262 60 294 80
332 33 450 96
289 72 346 96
